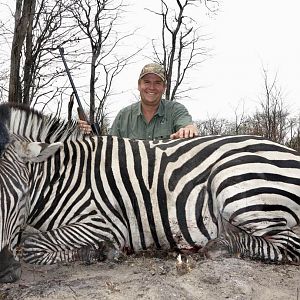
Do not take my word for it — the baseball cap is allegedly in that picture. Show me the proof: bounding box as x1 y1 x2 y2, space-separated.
139 63 166 81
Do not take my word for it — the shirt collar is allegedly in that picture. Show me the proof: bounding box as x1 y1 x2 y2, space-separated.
156 100 165 116
138 99 166 117
137 103 143 115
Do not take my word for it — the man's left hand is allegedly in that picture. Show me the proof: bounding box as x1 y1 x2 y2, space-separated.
170 124 198 139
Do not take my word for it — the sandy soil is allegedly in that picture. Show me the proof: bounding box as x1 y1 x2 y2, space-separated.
0 251 299 300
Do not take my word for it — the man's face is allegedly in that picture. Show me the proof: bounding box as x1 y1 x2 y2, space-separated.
138 74 166 107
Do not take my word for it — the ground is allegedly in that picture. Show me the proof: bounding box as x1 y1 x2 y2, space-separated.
0 251 299 300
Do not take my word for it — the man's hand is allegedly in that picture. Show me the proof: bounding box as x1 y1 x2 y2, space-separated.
78 120 92 134
170 124 198 139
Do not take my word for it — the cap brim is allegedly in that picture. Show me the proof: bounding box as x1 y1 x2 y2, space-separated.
139 72 165 81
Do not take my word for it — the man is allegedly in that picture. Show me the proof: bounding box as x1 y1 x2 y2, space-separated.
78 63 198 140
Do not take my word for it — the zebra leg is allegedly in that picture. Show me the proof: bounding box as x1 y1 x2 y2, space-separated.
201 220 300 263
21 225 121 265
200 218 243 260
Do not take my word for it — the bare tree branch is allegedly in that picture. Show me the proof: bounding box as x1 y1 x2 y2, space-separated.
67 0 141 128
147 0 212 101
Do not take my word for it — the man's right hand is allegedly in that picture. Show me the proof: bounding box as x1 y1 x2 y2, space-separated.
78 120 92 134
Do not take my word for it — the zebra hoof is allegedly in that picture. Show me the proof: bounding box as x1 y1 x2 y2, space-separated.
80 241 121 264
0 246 22 283
200 238 231 260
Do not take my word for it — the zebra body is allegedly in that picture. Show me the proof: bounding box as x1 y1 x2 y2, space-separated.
0 103 300 282
27 135 220 253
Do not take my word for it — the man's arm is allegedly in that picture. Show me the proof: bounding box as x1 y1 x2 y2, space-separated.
169 102 198 139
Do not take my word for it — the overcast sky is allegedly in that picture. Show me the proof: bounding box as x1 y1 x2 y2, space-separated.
1 1 299 123
108 0 300 123
189 0 300 121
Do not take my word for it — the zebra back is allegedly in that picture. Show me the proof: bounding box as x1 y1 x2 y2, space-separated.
0 102 82 142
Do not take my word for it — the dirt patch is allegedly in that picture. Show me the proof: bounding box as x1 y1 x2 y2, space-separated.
0 252 299 300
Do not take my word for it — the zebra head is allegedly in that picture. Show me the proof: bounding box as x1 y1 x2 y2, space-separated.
0 120 63 283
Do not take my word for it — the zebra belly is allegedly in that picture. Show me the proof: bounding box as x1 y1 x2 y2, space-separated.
130 182 219 251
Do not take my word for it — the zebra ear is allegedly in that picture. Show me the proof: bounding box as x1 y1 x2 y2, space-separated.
13 141 63 163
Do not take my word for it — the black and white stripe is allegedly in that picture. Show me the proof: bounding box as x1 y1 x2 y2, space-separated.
1 102 300 271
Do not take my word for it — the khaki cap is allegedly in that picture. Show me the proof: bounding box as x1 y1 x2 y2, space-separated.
139 63 166 81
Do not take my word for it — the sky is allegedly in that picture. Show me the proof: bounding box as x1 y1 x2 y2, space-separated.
190 0 300 121
1 0 300 124
108 0 300 123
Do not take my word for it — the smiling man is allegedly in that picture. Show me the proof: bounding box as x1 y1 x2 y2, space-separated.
79 63 198 140
109 63 198 140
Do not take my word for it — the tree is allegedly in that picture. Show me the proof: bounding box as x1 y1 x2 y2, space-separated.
203 0 219 13
195 115 230 135
251 67 289 144
7 0 79 107
285 116 300 152
9 0 36 103
147 0 211 101
0 8 10 101
68 0 140 126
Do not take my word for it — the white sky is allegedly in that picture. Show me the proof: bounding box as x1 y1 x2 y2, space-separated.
191 0 300 121
108 0 300 123
1 0 300 124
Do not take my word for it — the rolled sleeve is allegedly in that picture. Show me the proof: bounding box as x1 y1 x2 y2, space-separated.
170 102 193 132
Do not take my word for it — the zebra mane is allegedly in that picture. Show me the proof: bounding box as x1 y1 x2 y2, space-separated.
0 102 82 143
0 103 10 152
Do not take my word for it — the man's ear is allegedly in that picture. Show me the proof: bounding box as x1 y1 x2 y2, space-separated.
12 141 63 162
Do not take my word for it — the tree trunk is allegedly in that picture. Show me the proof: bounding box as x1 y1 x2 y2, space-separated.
8 0 34 104
89 52 98 124
23 0 36 105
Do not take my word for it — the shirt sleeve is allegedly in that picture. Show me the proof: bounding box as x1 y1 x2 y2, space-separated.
171 102 193 132
109 111 122 136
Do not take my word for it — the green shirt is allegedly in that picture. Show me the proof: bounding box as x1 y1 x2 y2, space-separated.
110 100 193 140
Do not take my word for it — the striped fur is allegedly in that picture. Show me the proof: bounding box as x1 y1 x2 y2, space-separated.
1 103 300 276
